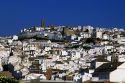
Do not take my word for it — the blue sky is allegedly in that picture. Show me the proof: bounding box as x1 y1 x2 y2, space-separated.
0 0 125 35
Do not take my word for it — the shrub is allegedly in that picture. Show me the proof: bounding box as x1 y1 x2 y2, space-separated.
0 76 19 83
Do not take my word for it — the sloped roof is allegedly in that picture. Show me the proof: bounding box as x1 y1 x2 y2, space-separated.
53 61 63 64
93 62 123 77
95 58 109 62
95 62 123 72
120 32 125 36
117 62 125 69
94 56 109 62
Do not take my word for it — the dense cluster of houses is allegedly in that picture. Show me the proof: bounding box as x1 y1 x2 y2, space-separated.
0 26 125 82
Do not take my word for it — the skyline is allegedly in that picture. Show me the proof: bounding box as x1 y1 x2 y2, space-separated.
0 0 125 35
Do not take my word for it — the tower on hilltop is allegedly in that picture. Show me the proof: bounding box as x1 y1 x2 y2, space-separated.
41 19 45 29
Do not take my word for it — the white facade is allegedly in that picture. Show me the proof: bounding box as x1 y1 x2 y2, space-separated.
118 46 125 54
87 46 104 55
61 50 68 56
117 37 125 45
71 35 77 40
96 31 102 39
82 73 92 82
44 47 51 51
0 59 3 71
103 34 110 40
13 35 18 40
118 54 125 62
71 51 81 60
110 62 125 82
94 46 104 55
104 45 114 54
107 55 112 61
83 33 91 38
88 48 95 55
96 62 107 68
101 41 109 45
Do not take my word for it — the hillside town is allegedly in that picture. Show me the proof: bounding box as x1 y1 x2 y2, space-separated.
1 23 125 82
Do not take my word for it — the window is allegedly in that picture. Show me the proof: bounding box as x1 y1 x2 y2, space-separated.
107 49 111 51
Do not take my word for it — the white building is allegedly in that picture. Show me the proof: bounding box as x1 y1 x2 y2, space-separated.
44 47 51 51
61 50 68 56
110 62 125 82
83 32 91 38
117 37 125 45
104 45 114 54
13 35 18 40
96 31 102 39
86 46 104 55
71 51 81 60
102 34 110 40
118 54 125 62
101 41 109 45
118 46 125 54
71 35 77 40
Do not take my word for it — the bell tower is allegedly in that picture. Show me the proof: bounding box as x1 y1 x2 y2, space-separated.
41 19 45 29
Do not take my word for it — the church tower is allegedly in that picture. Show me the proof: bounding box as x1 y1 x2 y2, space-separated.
41 19 45 30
